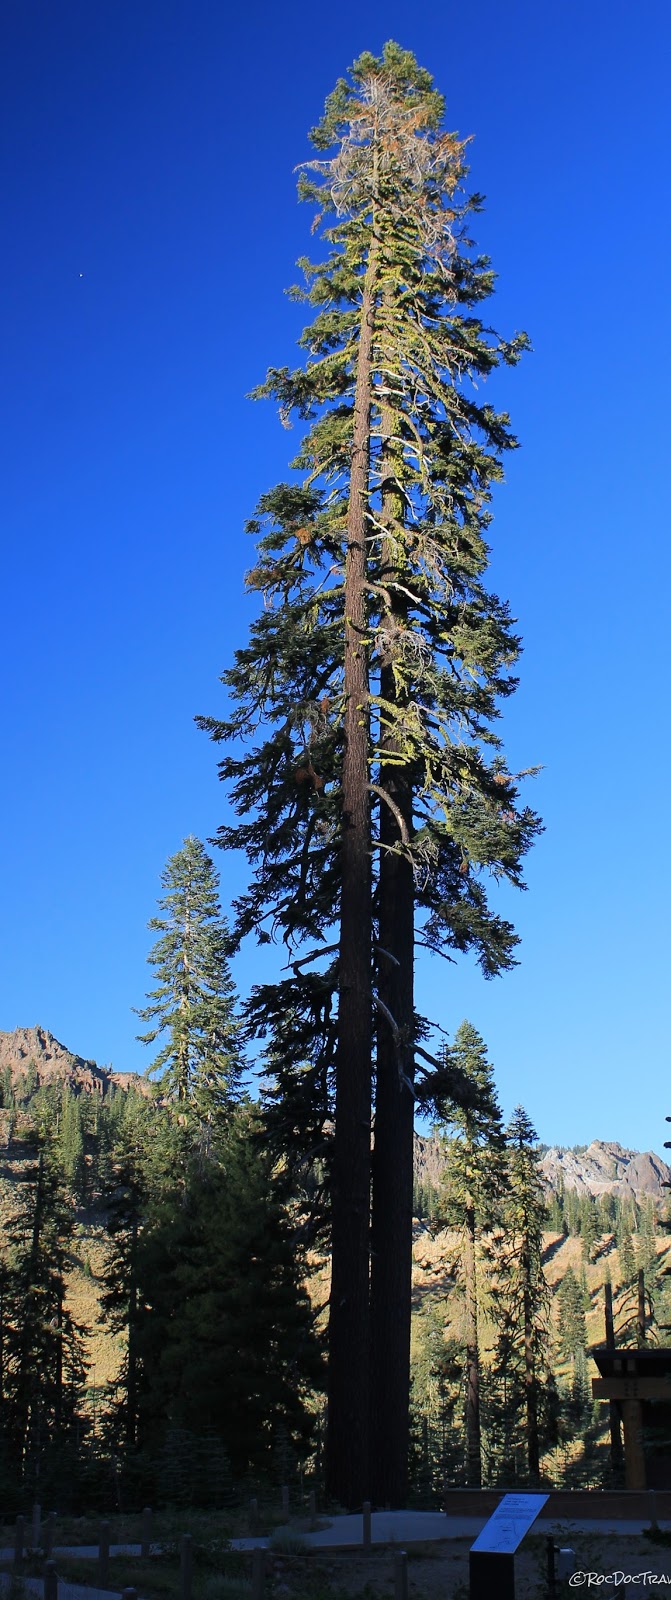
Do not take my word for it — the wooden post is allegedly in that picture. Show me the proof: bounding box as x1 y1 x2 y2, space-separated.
43 1560 58 1600
32 1503 41 1550
281 1483 289 1518
141 1506 152 1558
15 1514 25 1568
251 1548 266 1600
362 1500 371 1551
98 1520 110 1587
622 1398 647 1489
249 1497 259 1535
308 1489 317 1529
44 1514 57 1560
180 1533 192 1600
546 1536 557 1599
394 1550 408 1600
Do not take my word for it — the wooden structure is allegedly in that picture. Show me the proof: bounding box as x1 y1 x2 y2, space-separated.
592 1346 671 1489
445 1488 671 1517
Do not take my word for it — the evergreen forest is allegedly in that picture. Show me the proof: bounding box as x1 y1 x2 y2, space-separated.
1 889 670 1514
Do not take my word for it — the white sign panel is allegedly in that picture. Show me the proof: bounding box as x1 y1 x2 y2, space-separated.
470 1493 550 1554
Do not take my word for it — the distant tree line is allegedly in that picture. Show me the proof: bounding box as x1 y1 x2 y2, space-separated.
407 1029 670 1497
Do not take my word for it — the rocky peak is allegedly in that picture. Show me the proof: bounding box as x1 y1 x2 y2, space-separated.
540 1140 670 1201
0 1025 141 1097
413 1131 670 1205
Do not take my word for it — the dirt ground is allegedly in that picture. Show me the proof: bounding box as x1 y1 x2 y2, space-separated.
272 1530 671 1597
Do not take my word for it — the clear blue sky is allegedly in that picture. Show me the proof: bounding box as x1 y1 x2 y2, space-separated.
2 0 670 1152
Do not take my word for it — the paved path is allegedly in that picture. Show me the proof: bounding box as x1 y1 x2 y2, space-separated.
0 1548 146 1600
1 1509 668 1583
0 1575 121 1600
0 1545 145 1562
229 1507 671 1550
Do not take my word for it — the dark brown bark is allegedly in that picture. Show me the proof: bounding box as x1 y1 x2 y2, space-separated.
370 391 415 1506
369 734 414 1504
464 1204 482 1487
325 239 378 1509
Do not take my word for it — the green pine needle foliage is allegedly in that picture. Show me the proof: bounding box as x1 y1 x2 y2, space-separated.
135 836 243 1120
198 42 541 1179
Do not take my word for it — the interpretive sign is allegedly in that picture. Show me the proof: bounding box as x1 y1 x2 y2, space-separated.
469 1493 550 1600
471 1492 550 1554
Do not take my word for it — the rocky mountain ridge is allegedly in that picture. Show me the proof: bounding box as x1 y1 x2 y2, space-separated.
539 1140 670 1201
414 1131 671 1203
0 1025 142 1098
2 1031 667 1203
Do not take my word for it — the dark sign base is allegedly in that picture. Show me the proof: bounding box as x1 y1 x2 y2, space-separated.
469 1549 515 1600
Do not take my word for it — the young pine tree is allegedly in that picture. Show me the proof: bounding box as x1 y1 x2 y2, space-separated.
617 1214 636 1288
59 1085 87 1199
556 1265 587 1363
2 1144 88 1486
133 1104 323 1478
135 837 243 1126
493 1106 552 1486
98 1087 159 1453
436 1023 507 1487
200 42 539 1507
579 1194 599 1263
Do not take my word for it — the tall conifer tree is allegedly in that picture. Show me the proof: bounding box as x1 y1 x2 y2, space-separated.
136 836 242 1122
201 43 539 1504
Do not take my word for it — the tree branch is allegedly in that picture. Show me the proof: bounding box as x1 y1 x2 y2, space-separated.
368 783 410 844
372 991 414 1095
285 943 340 975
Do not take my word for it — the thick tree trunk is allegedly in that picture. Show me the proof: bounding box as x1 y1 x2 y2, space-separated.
464 1205 482 1487
325 240 378 1510
369 734 414 1505
370 391 415 1507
